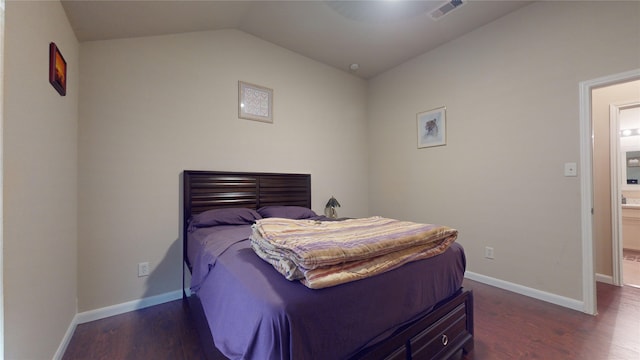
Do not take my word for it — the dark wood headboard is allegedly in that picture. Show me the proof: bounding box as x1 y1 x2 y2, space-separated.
183 170 311 219
182 170 311 276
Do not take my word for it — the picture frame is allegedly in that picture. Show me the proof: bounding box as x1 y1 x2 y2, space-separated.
238 81 273 123
49 42 67 96
417 106 446 148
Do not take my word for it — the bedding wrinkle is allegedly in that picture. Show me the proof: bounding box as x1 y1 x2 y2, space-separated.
188 225 254 292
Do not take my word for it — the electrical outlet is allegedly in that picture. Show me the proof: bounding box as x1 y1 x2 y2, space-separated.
138 262 150 277
484 247 494 260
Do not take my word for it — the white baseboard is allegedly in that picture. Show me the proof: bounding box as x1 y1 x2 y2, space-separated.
464 271 585 313
54 290 184 359
53 315 78 360
595 273 614 285
76 290 183 324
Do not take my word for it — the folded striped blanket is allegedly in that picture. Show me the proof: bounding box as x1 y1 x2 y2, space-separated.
250 216 458 289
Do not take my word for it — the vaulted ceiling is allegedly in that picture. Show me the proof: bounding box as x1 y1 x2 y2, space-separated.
62 0 532 79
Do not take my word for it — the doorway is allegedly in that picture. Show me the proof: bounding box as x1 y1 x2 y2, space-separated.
611 102 640 288
580 70 640 315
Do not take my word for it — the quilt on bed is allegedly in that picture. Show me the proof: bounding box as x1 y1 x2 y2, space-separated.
250 216 458 289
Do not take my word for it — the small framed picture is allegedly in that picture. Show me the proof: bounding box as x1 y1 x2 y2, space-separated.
49 42 67 96
238 81 273 123
417 107 446 148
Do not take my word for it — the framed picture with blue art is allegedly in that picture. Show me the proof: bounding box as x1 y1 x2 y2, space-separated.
417 106 446 148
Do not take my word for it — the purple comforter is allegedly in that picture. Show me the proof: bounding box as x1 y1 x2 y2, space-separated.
188 224 466 360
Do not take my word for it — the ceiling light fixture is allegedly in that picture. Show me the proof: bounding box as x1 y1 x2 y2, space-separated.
430 0 465 20
349 63 360 71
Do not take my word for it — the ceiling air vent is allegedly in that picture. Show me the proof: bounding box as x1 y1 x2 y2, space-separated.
429 0 465 20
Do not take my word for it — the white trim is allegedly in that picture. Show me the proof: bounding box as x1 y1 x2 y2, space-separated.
610 104 623 286
465 272 584 312
578 68 640 316
53 316 78 360
579 76 596 315
595 273 614 285
75 290 183 324
610 102 640 287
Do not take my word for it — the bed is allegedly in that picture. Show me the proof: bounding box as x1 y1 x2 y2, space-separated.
182 170 474 360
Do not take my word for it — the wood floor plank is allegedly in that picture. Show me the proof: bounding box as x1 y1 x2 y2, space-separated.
63 300 206 360
63 279 640 359
460 279 640 360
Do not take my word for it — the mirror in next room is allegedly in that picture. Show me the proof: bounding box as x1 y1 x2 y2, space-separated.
620 106 640 190
625 150 640 185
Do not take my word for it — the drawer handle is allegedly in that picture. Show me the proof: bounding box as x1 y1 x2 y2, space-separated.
441 334 449 346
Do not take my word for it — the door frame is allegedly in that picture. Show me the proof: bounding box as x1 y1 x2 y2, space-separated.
579 69 640 315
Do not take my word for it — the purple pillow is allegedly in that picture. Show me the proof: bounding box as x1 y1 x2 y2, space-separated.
188 208 261 231
257 206 317 219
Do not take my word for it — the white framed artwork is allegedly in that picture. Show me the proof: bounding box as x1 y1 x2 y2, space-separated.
417 106 446 148
238 81 273 123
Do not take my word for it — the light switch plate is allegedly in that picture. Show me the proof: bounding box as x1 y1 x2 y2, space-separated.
564 162 577 177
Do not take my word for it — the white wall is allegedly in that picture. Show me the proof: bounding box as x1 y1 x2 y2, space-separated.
77 29 368 311
368 1 640 301
3 1 79 358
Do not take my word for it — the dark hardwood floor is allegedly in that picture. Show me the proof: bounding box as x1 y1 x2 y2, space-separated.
63 299 206 360
63 279 640 360
461 279 639 359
